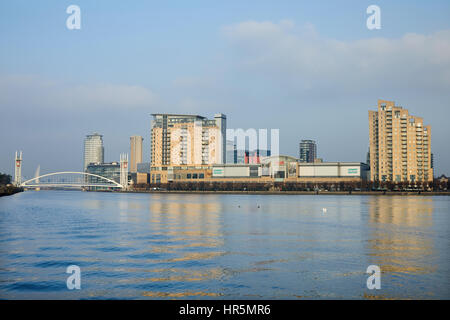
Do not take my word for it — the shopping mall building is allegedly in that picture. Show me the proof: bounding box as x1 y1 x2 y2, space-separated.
148 155 370 184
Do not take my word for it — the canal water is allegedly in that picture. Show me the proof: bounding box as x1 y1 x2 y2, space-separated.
0 191 449 299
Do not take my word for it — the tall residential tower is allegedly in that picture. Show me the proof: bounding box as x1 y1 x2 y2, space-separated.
83 133 104 171
368 99 432 183
299 140 317 163
150 114 226 167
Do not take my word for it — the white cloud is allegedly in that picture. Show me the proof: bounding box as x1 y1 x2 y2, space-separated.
221 21 450 93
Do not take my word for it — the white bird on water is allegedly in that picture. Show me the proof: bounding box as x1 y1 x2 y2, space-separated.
322 208 327 213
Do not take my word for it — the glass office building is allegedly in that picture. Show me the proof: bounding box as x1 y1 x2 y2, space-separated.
86 162 120 186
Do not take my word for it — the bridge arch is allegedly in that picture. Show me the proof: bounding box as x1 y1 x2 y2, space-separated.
21 171 124 188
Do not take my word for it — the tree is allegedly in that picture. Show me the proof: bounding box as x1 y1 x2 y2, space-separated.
0 173 11 185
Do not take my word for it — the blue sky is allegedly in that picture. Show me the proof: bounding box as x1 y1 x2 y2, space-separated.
1 1 450 178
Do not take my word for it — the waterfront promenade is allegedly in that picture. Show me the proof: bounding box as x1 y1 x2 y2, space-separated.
125 189 450 196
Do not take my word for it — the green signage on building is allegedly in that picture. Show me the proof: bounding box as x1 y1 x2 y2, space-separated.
348 168 358 174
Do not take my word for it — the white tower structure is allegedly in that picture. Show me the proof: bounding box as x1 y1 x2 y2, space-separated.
14 151 23 186
34 165 40 183
34 165 41 191
120 153 129 189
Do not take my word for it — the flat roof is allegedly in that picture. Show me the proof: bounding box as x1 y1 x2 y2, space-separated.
298 162 368 166
151 114 205 119
86 162 119 166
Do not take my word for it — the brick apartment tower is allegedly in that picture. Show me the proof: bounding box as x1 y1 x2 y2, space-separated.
369 99 433 183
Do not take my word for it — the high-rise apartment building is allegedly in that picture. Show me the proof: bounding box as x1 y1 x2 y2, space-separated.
299 140 317 163
150 113 226 167
369 99 433 183
130 135 143 173
83 133 104 170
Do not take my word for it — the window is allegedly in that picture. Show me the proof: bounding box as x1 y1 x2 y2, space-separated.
199 173 204 179
193 173 198 179
187 173 191 179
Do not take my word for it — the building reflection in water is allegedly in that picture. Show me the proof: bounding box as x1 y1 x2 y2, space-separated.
140 194 225 298
367 196 435 276
149 194 223 238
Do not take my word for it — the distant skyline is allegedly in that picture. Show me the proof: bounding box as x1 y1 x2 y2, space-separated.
1 1 450 178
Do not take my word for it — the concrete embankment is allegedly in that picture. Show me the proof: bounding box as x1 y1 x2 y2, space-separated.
123 189 450 196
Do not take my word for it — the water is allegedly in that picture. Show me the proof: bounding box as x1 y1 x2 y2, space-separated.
0 190 449 299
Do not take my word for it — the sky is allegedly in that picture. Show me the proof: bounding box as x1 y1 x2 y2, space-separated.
1 0 450 179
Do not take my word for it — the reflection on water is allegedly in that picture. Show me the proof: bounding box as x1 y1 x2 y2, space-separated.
142 291 222 298
0 191 448 299
367 197 436 276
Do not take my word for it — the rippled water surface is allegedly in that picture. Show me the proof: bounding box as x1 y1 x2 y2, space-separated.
0 190 449 299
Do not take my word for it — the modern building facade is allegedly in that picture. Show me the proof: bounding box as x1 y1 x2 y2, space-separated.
226 140 237 164
86 162 120 185
299 140 317 163
260 155 300 180
149 155 369 185
150 113 226 167
130 172 150 185
130 135 143 173
296 162 370 182
369 99 433 183
137 162 151 173
83 133 104 171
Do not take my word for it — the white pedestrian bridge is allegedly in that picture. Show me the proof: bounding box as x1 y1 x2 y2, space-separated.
21 172 124 189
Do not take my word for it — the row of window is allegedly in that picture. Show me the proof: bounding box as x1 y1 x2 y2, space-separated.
185 173 205 179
